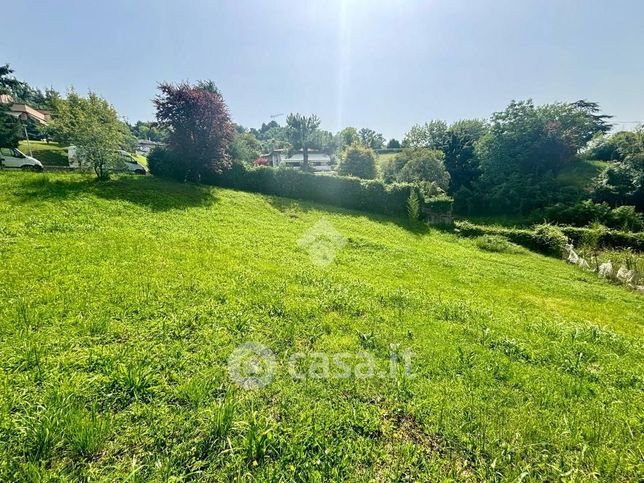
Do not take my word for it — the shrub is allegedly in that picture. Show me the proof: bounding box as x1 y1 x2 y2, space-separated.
592 153 644 211
386 148 450 191
607 205 644 232
532 224 567 256
543 200 643 232
337 143 377 179
407 190 420 221
475 235 520 253
424 195 453 215
148 147 186 181
455 221 643 254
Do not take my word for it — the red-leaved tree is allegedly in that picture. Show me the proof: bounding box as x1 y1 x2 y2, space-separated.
154 81 234 181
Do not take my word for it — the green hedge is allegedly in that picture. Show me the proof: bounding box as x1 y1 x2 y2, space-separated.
425 195 453 215
205 163 417 217
454 221 643 254
560 226 644 251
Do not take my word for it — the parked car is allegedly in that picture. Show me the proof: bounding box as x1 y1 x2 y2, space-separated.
0 147 44 171
67 146 147 175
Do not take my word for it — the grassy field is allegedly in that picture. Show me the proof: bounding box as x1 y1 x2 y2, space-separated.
0 172 642 481
18 141 69 166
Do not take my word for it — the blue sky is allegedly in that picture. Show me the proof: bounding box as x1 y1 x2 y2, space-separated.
3 0 643 139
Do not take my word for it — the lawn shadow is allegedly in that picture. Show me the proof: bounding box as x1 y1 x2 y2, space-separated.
265 196 314 215
12 173 218 212
264 192 431 235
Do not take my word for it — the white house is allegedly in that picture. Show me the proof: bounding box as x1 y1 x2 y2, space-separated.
136 139 165 156
260 149 334 172
281 152 333 172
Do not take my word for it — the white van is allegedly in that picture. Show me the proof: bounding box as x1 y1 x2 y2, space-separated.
0 147 44 171
68 146 147 175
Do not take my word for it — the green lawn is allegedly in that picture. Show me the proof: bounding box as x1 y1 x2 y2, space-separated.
18 141 69 166
0 172 642 481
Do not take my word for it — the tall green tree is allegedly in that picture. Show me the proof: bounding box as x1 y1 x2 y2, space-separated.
472 99 613 214
443 119 488 192
358 128 385 150
0 64 24 148
403 120 448 150
0 64 21 95
230 129 262 164
0 108 22 149
336 127 359 149
286 113 321 170
49 91 126 179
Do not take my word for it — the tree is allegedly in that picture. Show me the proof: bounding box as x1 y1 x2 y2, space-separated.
358 128 385 150
286 113 321 170
336 127 359 150
48 91 126 179
230 129 262 164
593 152 644 211
477 100 612 180
0 64 21 94
337 143 377 179
154 81 235 181
387 138 401 149
382 148 450 197
394 148 450 190
0 106 22 148
471 99 613 214
130 121 168 143
443 119 488 192
403 120 448 150
0 64 24 149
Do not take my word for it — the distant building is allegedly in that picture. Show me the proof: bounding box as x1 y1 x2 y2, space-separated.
136 139 165 156
259 149 334 172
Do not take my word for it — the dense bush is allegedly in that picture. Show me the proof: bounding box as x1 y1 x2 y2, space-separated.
455 221 644 253
544 200 643 232
148 147 188 181
382 148 450 190
532 224 568 256
560 225 644 251
592 153 644 211
337 143 377 179
204 161 418 217
424 195 453 215
475 235 521 253
582 130 642 161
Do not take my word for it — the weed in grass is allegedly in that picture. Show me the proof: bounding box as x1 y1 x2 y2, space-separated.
197 395 236 458
63 407 110 459
112 360 154 402
175 375 219 408
22 410 60 463
244 411 273 466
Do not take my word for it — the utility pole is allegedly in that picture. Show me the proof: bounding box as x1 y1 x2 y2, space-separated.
22 120 33 157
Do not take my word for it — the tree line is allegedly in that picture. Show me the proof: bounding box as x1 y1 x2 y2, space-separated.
2 64 641 223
